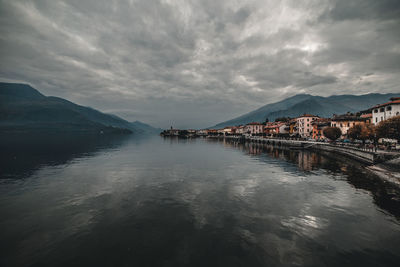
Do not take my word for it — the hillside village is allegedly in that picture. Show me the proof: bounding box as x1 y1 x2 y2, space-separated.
162 96 400 145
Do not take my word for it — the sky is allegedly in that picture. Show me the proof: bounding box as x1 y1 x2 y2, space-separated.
1 0 400 129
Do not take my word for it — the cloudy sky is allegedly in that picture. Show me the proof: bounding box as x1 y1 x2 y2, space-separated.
1 0 400 128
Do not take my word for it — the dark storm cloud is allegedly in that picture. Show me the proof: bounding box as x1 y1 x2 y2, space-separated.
0 0 399 128
320 0 400 21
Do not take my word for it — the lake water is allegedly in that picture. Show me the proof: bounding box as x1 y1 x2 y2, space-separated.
1 135 400 267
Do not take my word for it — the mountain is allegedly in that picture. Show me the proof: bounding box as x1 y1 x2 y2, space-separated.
212 94 312 128
212 92 400 128
130 121 162 134
0 82 156 134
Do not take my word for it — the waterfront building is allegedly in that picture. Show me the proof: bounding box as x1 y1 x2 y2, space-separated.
279 123 290 134
168 127 180 136
264 122 288 135
296 114 319 138
311 118 331 140
371 97 400 125
236 125 245 135
289 119 298 136
188 129 196 135
330 113 369 137
264 122 278 135
360 113 372 124
231 126 239 135
223 126 239 135
223 127 233 135
244 122 264 135
197 129 207 136
217 128 225 135
207 129 218 136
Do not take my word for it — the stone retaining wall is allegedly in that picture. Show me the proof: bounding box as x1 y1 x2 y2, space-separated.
217 136 397 164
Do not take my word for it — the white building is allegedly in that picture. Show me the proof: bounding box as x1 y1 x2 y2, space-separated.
217 129 225 135
279 123 289 134
244 122 264 135
372 97 400 125
223 127 233 135
296 114 319 138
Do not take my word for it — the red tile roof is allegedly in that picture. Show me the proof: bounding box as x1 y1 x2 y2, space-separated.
373 99 400 108
360 113 372 118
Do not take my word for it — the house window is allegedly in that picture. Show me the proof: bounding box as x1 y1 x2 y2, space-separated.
347 123 350 127
374 109 378 113
380 108 384 112
381 117 383 121
387 106 392 111
376 117 378 123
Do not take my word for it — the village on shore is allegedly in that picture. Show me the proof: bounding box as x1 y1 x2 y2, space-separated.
161 96 400 150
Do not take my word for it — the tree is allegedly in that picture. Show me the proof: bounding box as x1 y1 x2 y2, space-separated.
360 124 376 141
323 127 342 141
347 124 362 140
376 116 400 140
275 117 291 122
348 124 376 143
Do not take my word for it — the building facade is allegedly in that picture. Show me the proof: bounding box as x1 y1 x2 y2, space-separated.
223 127 233 135
296 114 319 138
264 122 279 135
330 113 369 137
244 122 264 135
372 97 400 125
311 119 330 140
289 119 298 136
196 129 207 136
236 125 245 135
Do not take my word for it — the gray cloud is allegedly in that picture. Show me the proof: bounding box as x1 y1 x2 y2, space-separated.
1 0 399 128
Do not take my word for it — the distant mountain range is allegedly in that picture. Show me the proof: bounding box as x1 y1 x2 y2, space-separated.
212 92 400 128
0 82 160 134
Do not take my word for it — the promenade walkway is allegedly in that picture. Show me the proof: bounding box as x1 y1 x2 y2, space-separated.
209 135 400 164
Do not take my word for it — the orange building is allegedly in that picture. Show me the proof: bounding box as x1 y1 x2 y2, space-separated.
264 122 289 135
311 119 330 140
264 122 279 135
288 119 298 136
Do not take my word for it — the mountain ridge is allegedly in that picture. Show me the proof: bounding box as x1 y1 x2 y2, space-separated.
0 82 159 134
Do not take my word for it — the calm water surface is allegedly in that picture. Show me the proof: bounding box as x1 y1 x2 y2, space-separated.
1 135 400 267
